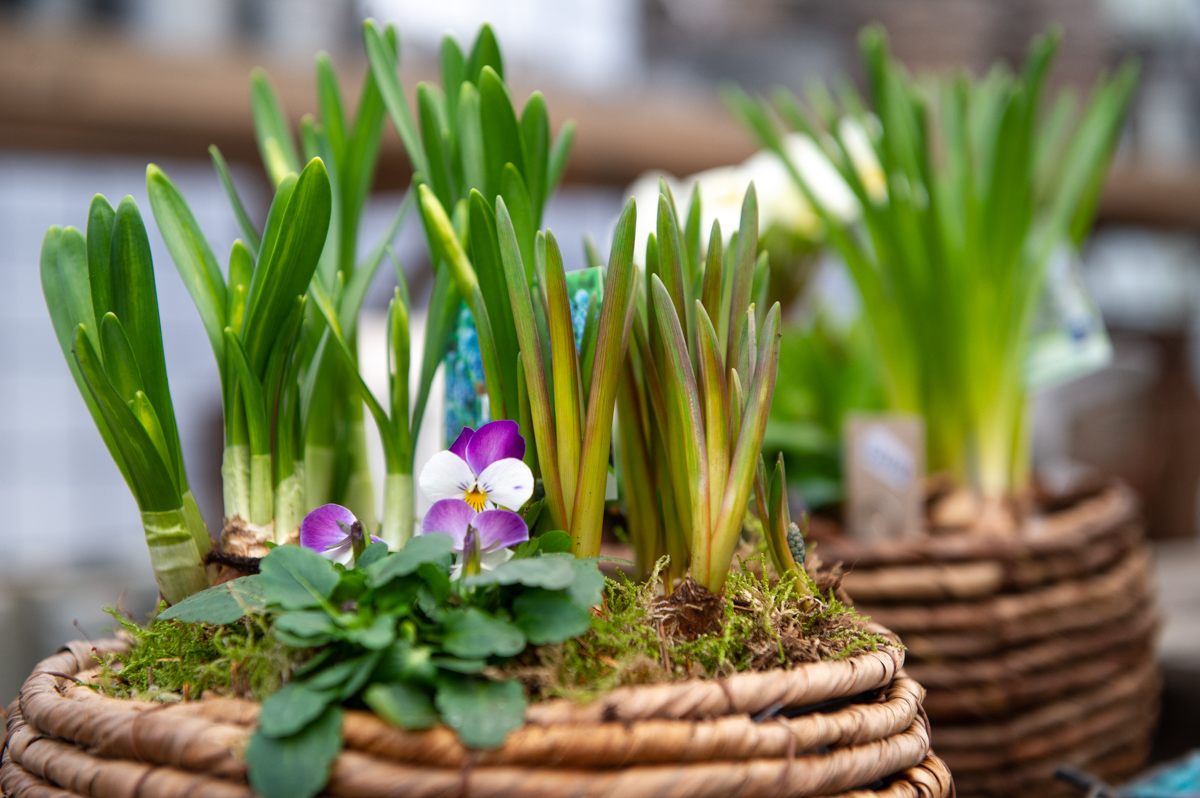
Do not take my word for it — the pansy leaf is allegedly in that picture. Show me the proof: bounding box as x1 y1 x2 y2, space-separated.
536 530 573 554
442 608 526 659
259 545 340 610
462 552 575 591
158 575 266 624
306 650 382 700
374 641 436 684
513 588 592 645
369 533 455 587
510 539 540 560
258 682 335 738
567 558 606 607
344 615 396 651
365 682 439 730
416 562 452 605
355 541 390 571
246 705 342 798
435 676 526 750
431 657 487 674
274 629 333 648
273 610 338 639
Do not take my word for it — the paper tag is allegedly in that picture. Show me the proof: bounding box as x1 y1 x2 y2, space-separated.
1025 243 1112 392
843 413 925 544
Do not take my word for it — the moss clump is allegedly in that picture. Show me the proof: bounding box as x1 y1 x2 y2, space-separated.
99 606 296 702
503 557 892 701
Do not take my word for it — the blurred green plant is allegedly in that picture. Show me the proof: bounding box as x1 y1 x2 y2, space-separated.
763 314 885 509
728 26 1137 499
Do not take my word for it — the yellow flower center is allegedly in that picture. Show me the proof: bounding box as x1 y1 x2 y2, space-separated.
464 487 488 512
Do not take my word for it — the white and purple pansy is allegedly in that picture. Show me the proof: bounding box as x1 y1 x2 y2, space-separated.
418 420 534 512
420 498 529 577
300 504 384 566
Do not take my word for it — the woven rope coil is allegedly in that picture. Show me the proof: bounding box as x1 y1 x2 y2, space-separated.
817 482 1158 798
811 483 1137 573
2 637 952 798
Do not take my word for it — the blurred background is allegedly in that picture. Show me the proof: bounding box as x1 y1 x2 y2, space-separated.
1 0 1199 758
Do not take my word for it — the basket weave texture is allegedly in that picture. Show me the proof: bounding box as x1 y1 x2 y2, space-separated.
2 635 953 798
810 483 1159 798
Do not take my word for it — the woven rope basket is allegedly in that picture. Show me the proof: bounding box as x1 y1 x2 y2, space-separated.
2 635 953 798
809 483 1159 798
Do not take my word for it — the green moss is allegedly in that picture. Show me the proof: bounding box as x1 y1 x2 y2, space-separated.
98 560 888 706
99 606 296 702
507 557 893 701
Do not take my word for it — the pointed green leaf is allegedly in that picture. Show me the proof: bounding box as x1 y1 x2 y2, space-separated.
363 20 427 181
495 198 566 530
111 195 186 491
456 81 485 195
543 230 582 519
208 146 261 254
86 196 115 321
250 68 300 186
499 164 536 282
545 120 576 204
570 199 638 557
147 164 228 368
98 313 144 402
520 92 550 225
73 328 179 510
466 24 504 82
243 158 332 374
467 190 519 411
479 66 525 202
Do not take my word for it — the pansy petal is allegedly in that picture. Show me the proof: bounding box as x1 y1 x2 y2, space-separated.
472 509 530 551
325 539 356 567
419 451 477 502
300 504 356 554
465 420 525 475
420 499 477 549
448 426 474 460
476 457 535 510
480 547 515 571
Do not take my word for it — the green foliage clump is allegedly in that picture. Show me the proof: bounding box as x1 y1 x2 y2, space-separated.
100 608 294 702
507 557 891 701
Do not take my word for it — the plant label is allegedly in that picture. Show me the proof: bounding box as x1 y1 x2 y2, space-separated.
843 413 925 543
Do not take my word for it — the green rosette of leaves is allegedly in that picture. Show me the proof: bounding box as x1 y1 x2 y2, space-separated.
160 523 602 798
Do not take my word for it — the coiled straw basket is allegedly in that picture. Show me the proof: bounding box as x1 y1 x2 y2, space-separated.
811 482 1158 797
2 632 952 798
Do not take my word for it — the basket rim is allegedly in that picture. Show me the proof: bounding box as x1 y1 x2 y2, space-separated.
2 634 947 798
811 480 1137 568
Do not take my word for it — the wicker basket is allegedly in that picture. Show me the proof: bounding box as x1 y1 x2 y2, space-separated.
810 483 1159 798
1 634 953 798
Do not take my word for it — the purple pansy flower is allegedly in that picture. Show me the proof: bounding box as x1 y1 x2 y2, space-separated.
419 420 533 512
300 504 384 566
420 498 529 578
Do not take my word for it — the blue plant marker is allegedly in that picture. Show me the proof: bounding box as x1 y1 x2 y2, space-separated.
444 267 605 445
1120 750 1200 797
